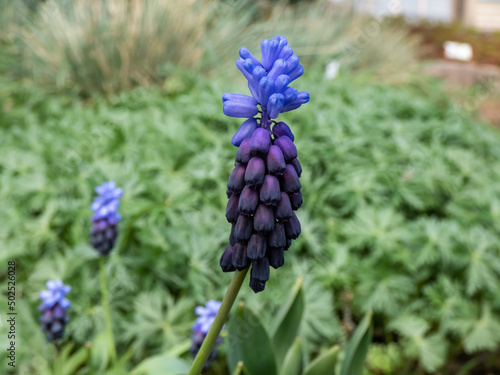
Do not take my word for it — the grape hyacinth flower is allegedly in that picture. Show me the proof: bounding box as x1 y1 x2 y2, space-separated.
220 36 307 293
39 280 71 342
190 301 222 367
90 182 123 256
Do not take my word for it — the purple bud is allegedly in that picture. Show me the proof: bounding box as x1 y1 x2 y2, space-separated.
274 136 297 161
235 138 252 164
231 118 259 147
250 128 271 155
275 192 293 221
284 212 301 239
239 47 261 67
222 93 257 106
268 248 285 269
227 165 246 194
229 223 236 246
278 45 293 60
272 122 295 141
251 257 270 281
226 194 240 223
267 93 285 119
220 246 236 272
285 238 292 250
266 145 286 175
286 55 300 73
239 186 259 215
268 222 286 248
234 215 253 242
275 75 290 93
259 77 275 108
268 59 288 81
254 204 275 233
281 164 302 194
288 64 304 81
245 157 266 187
290 158 302 177
223 101 258 118
260 175 281 205
249 277 266 293
247 233 267 260
290 191 303 210
236 58 253 80
232 243 249 270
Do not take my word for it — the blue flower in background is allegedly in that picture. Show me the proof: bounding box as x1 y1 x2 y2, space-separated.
90 181 122 256
90 181 123 224
191 300 222 367
222 36 309 146
221 37 305 293
193 300 222 334
39 280 71 342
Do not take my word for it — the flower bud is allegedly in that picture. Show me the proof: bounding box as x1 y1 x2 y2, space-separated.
234 214 253 241
281 164 302 193
266 145 286 175
268 248 285 269
249 277 266 293
290 158 302 177
239 186 259 215
247 233 267 260
245 157 265 187
260 175 281 206
232 243 249 270
275 192 293 221
227 165 246 194
251 257 270 282
220 246 236 272
231 118 259 147
272 122 294 141
226 193 240 222
229 223 236 246
250 128 271 155
254 204 275 233
268 222 286 248
290 191 302 210
235 138 252 164
284 212 301 239
274 136 297 161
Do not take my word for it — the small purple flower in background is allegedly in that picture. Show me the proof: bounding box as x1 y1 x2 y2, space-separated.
190 300 222 367
39 280 71 342
90 181 123 256
221 36 307 293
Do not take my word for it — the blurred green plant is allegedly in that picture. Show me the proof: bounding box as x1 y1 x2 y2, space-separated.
1 68 500 374
0 0 419 95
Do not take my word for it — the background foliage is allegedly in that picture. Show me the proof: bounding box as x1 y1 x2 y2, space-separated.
1 0 500 374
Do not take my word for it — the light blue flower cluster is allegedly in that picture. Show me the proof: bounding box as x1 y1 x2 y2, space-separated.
90 181 123 224
39 280 71 309
193 300 222 334
90 181 123 256
222 36 309 146
191 300 223 367
39 280 71 341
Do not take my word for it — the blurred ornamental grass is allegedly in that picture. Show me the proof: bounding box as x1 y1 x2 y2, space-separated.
2 0 420 95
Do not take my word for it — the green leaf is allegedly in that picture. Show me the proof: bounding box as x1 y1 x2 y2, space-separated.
339 311 373 375
91 333 111 371
280 337 302 375
131 354 190 375
62 346 90 375
227 303 277 375
302 345 339 375
271 278 305 368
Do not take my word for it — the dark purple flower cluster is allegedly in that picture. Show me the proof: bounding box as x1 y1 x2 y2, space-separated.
38 280 71 342
190 301 222 367
220 36 307 293
90 182 123 256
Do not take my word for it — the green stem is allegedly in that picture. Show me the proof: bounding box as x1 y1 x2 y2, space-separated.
188 269 249 375
100 257 117 364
